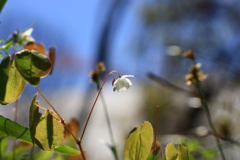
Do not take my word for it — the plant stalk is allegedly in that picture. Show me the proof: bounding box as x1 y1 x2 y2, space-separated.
194 82 226 160
36 87 86 160
190 59 225 160
80 76 109 142
80 70 118 142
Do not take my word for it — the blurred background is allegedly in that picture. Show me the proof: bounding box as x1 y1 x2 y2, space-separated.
1 0 240 159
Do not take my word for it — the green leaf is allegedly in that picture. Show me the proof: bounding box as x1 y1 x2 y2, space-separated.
0 55 26 105
0 115 79 155
146 151 154 160
29 94 64 151
0 134 8 158
0 38 13 51
0 0 7 13
32 151 53 160
184 139 200 152
36 111 64 151
124 121 153 160
166 143 179 160
29 93 41 144
178 144 189 160
165 144 189 160
202 149 217 159
15 49 52 85
3 142 27 160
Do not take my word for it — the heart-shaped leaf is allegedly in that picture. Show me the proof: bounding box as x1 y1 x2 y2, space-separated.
0 55 26 105
15 49 52 85
124 121 153 160
165 143 189 160
29 93 41 144
29 94 64 151
0 115 79 155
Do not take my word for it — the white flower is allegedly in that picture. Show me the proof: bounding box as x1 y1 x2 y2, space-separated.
113 75 134 92
20 28 35 44
21 28 33 37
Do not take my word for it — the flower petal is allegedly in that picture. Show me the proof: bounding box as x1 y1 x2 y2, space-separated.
121 75 134 78
112 74 134 92
113 79 120 92
124 78 132 86
21 28 33 37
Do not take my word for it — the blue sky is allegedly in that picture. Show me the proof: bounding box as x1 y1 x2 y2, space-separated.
0 2 148 158
1 0 99 52
0 0 163 93
0 1 157 89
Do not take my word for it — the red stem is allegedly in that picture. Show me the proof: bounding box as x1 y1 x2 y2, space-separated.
36 87 86 160
80 74 110 141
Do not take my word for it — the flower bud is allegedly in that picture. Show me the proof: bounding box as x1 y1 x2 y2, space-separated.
97 62 106 72
183 50 195 61
89 70 100 83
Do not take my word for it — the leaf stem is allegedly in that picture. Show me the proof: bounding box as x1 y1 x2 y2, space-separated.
36 86 61 120
36 86 86 160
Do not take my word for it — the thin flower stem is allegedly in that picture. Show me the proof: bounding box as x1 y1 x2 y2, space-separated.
97 83 119 160
194 81 226 160
36 87 86 160
110 70 121 77
80 75 110 142
190 60 225 160
80 70 117 142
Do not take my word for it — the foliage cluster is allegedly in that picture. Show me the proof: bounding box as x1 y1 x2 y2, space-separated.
0 2 229 160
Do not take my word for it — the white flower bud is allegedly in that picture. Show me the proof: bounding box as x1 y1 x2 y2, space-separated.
113 75 134 92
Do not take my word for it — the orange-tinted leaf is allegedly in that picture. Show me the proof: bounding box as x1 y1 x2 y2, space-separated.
24 42 46 55
14 141 33 150
68 152 87 160
64 118 80 141
49 46 56 74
